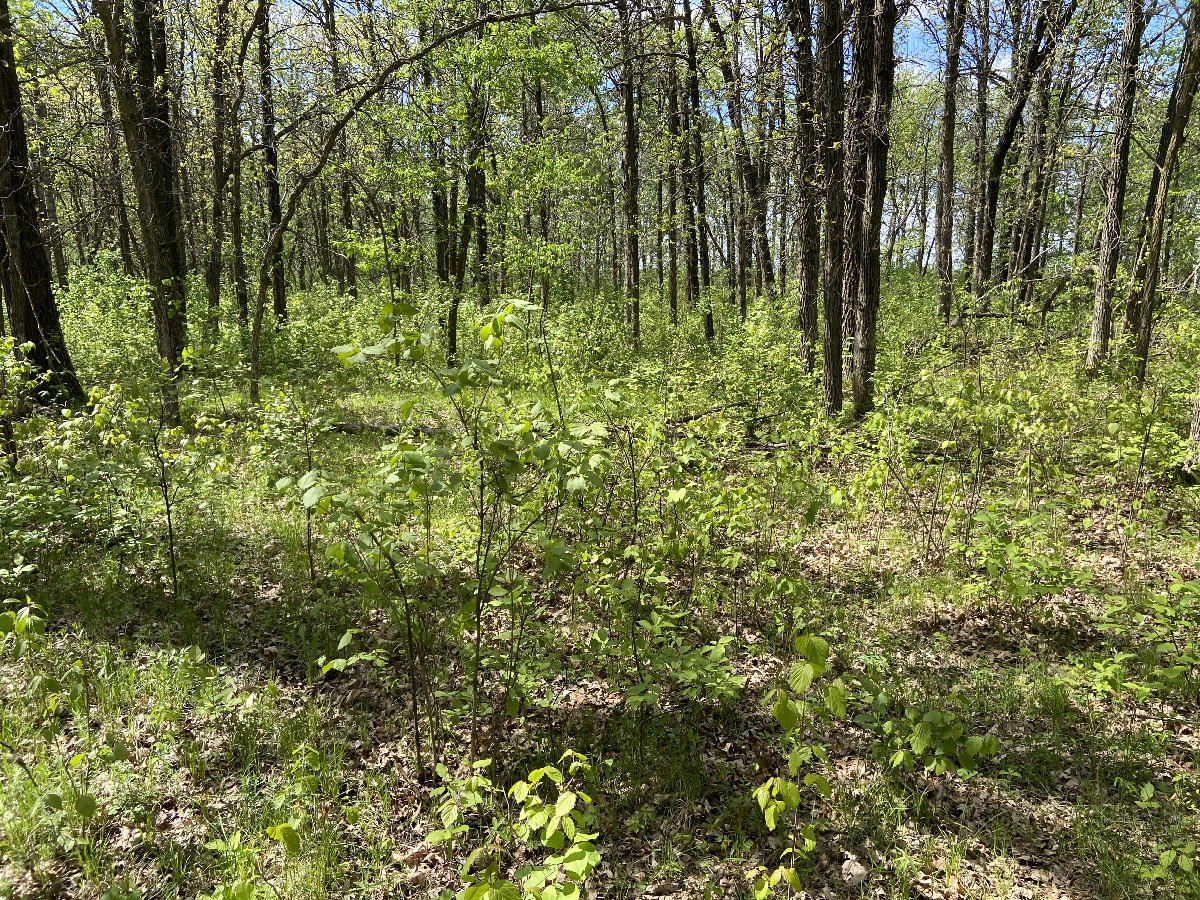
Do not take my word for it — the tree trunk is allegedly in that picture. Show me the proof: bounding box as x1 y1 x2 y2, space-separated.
818 0 845 411
851 0 896 418
0 0 83 399
95 0 189 419
788 0 820 370
231 125 249 328
259 3 285 322
935 0 965 320
972 4 1066 302
618 0 640 344
703 0 775 302
843 0 875 373
666 29 681 326
1130 0 1200 383
682 0 713 339
205 0 230 335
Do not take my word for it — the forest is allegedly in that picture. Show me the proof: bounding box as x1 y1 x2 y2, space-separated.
2 0 1200 894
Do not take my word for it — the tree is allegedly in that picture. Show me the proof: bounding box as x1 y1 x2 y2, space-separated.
934 0 965 322
1085 0 1145 374
850 0 897 418
787 0 820 368
818 0 845 411
1129 0 1200 384
0 0 83 399
94 0 189 417
972 0 1072 303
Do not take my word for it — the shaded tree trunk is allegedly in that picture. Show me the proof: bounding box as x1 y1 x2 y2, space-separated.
259 3 285 322
205 0 230 335
851 0 896 418
788 0 820 370
618 0 640 344
95 0 189 418
0 0 83 399
819 0 845 410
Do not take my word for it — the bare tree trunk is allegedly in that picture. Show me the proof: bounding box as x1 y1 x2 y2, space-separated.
1131 0 1200 383
683 0 712 338
205 0 230 335
935 0 965 320
843 0 874 373
619 0 640 344
259 3 285 322
851 0 896 418
0 0 83 399
666 30 681 326
231 125 249 328
972 4 1066 301
788 0 820 370
95 0 189 419
819 0 844 410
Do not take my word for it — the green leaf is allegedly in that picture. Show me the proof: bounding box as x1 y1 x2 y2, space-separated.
788 661 815 695
75 792 98 822
555 791 577 817
267 822 301 855
772 691 799 732
795 634 828 674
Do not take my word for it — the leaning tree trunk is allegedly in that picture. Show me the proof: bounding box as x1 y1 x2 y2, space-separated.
851 0 896 418
973 4 1067 302
1131 0 1200 384
819 0 846 411
94 0 189 420
935 0 966 321
0 0 83 399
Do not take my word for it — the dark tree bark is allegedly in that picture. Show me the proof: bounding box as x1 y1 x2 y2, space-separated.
259 3 285 322
703 0 775 302
205 0 230 335
1130 0 1200 383
935 0 965 321
818 0 845 411
972 2 1069 301
0 0 84 399
843 0 877 374
851 0 896 418
94 0 189 417
231 121 249 328
787 0 820 370
666 32 681 325
324 0 357 299
682 0 712 338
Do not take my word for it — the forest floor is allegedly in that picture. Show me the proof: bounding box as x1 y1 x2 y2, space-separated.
2 286 1200 900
